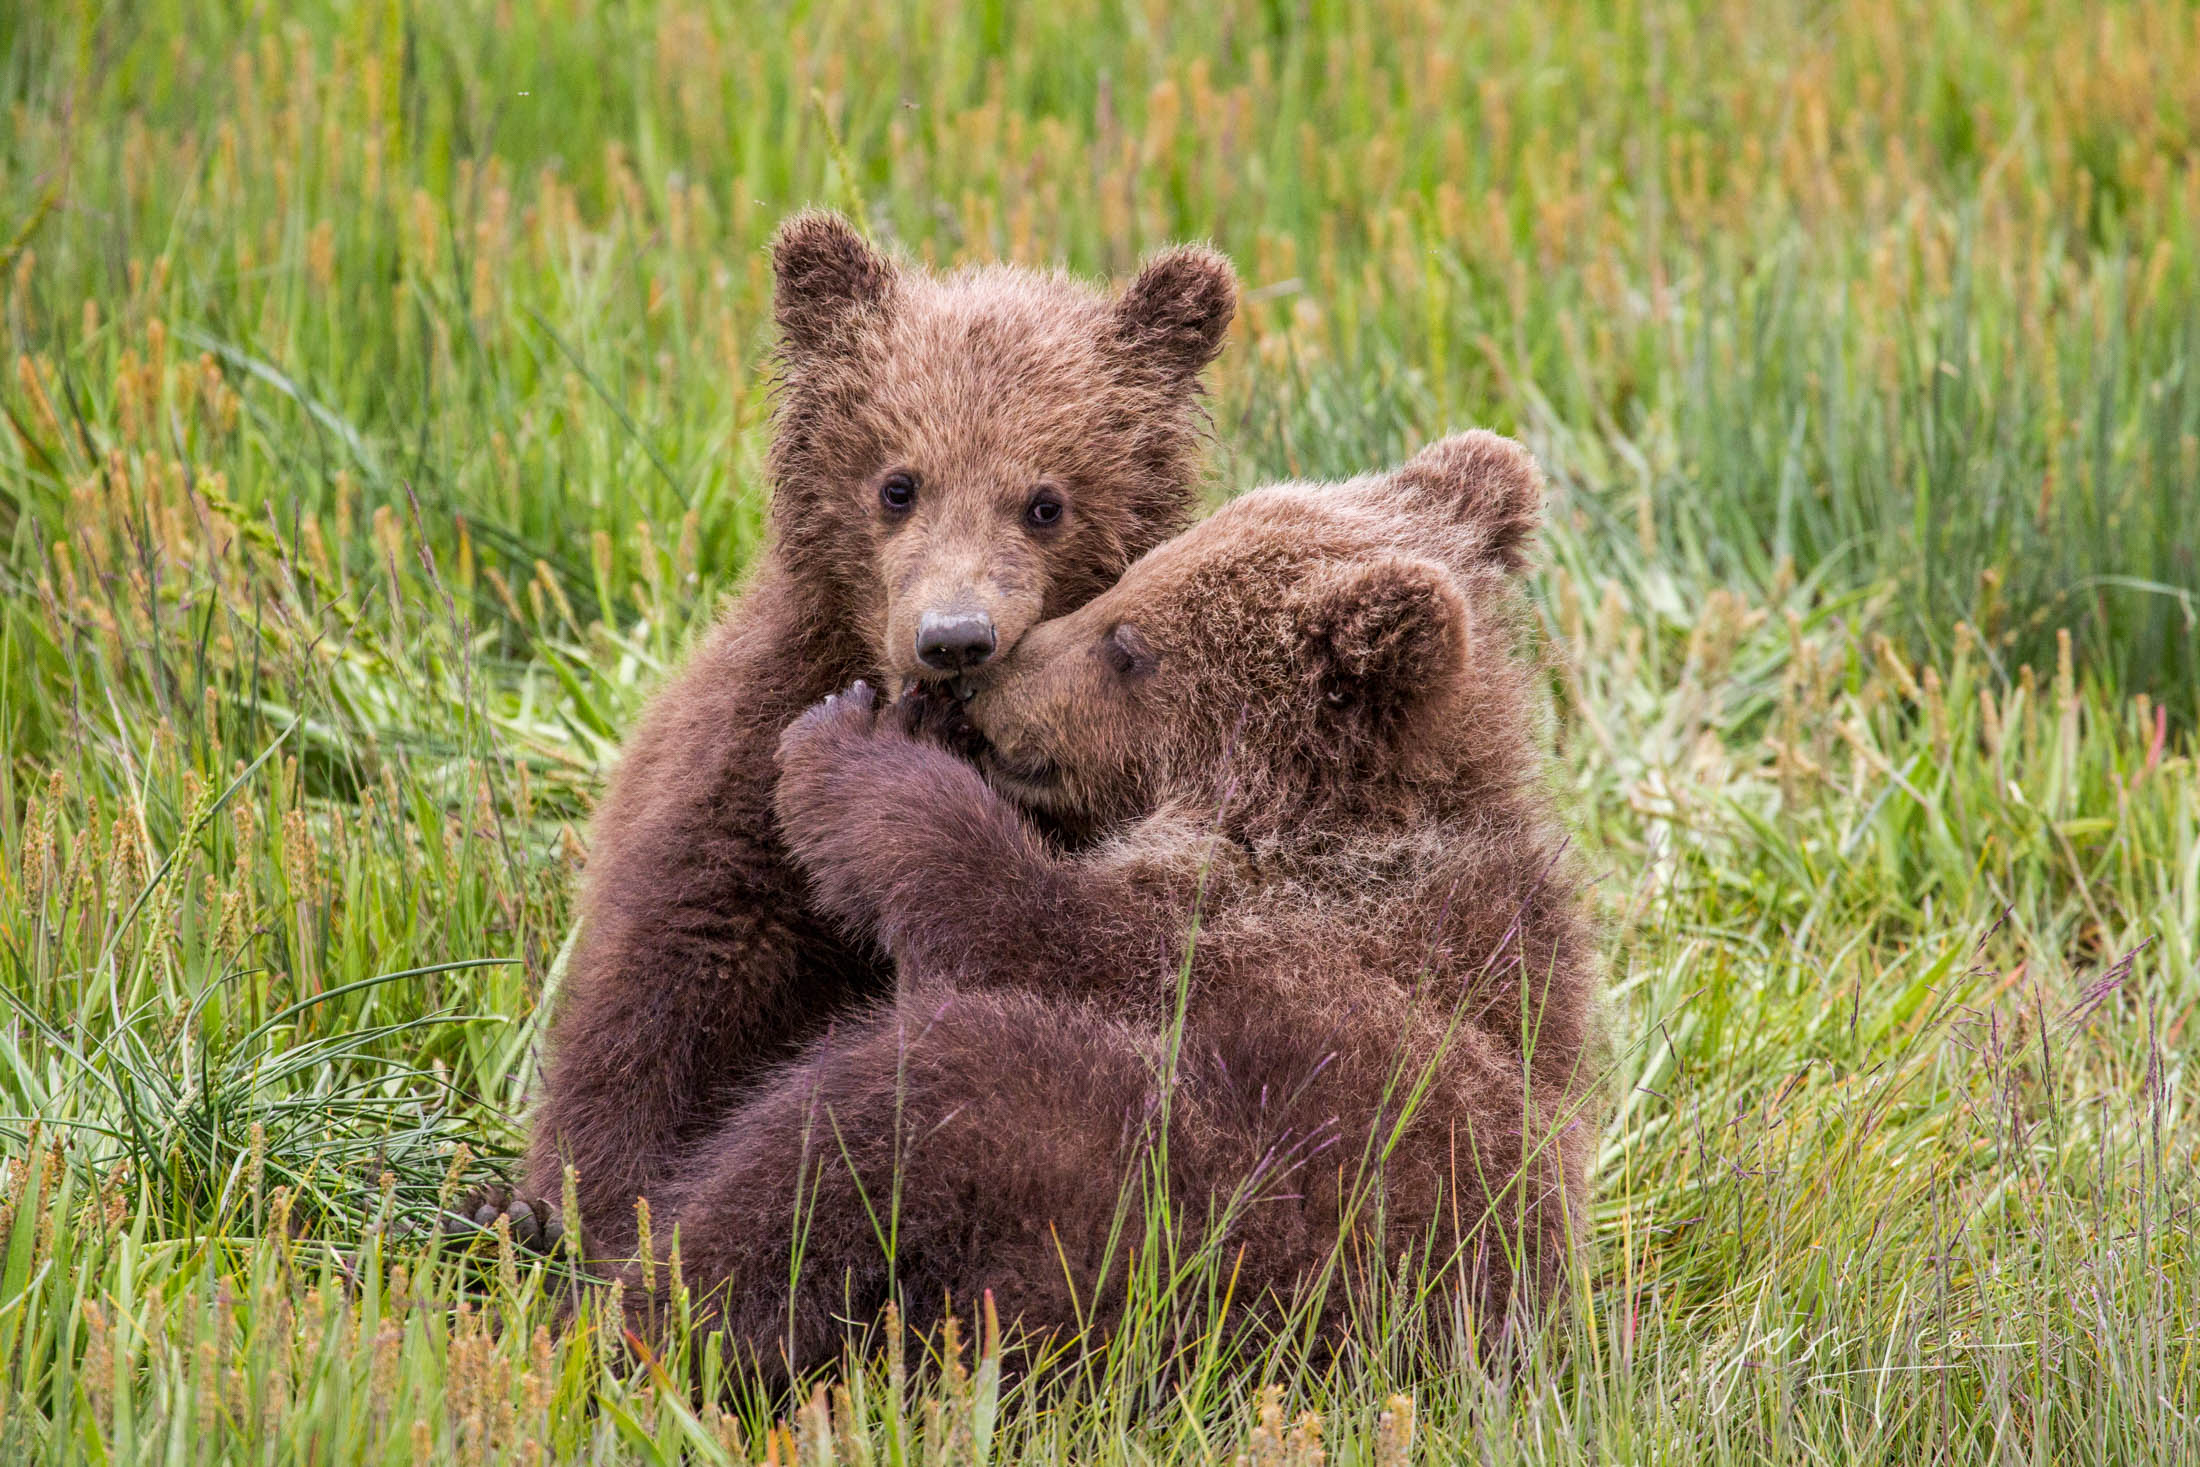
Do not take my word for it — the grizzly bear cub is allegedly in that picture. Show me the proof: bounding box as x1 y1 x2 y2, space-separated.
649 431 1600 1380
511 214 1238 1258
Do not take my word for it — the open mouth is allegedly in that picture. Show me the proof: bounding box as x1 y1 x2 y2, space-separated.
975 749 1104 852
977 747 1059 794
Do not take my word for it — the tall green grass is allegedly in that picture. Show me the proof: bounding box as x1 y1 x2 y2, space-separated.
1 0 2195 1461
6 0 2194 700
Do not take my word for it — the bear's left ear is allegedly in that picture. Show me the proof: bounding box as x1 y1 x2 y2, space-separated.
1297 555 1468 727
1111 244 1238 382
1391 430 1545 576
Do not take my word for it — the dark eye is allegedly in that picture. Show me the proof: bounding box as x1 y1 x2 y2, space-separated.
1024 485 1066 532
1103 623 1156 678
880 470 920 513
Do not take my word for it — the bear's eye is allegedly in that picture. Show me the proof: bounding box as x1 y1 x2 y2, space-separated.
1023 485 1067 533
1103 623 1157 679
879 470 920 514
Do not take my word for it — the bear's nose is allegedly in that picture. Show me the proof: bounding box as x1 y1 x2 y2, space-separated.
915 611 998 673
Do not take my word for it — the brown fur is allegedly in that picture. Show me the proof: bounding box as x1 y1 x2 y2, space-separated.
519 213 1236 1256
656 432 1602 1380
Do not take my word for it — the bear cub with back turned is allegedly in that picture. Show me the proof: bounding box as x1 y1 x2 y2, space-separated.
501 214 1238 1259
648 431 1601 1378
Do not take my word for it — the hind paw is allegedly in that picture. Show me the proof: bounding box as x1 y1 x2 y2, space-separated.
441 1185 565 1254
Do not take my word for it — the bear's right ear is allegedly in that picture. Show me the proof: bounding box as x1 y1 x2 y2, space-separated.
1111 244 1237 381
773 211 896 357
1391 430 1545 576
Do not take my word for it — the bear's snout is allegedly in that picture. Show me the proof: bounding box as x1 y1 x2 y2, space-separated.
914 609 998 674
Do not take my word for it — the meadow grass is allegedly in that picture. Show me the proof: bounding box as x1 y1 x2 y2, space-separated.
1 0 2196 1460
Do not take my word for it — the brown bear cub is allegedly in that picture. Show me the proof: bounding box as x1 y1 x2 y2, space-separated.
503 214 1238 1258
651 431 1600 1380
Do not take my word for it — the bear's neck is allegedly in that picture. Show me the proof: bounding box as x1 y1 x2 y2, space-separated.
1212 750 1544 856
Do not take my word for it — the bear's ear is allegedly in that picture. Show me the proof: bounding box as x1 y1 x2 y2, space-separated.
1297 556 1467 728
1111 244 1237 381
773 210 896 357
1390 430 1545 575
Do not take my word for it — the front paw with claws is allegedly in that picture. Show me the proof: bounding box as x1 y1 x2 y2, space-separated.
775 679 891 777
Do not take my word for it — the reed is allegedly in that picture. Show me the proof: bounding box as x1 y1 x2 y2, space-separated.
0 1 2194 1460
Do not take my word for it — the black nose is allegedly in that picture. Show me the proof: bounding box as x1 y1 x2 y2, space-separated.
915 611 998 672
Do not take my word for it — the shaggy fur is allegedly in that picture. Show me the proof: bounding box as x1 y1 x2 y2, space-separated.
654 432 1602 1380
516 213 1237 1257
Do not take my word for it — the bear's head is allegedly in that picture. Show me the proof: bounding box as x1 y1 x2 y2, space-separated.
767 212 1237 697
959 431 1546 836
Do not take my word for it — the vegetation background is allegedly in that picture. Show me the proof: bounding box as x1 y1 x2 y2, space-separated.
2 0 2196 1460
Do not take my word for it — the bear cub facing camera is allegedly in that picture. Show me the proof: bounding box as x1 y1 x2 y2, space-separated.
649 431 1601 1378
510 214 1238 1258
